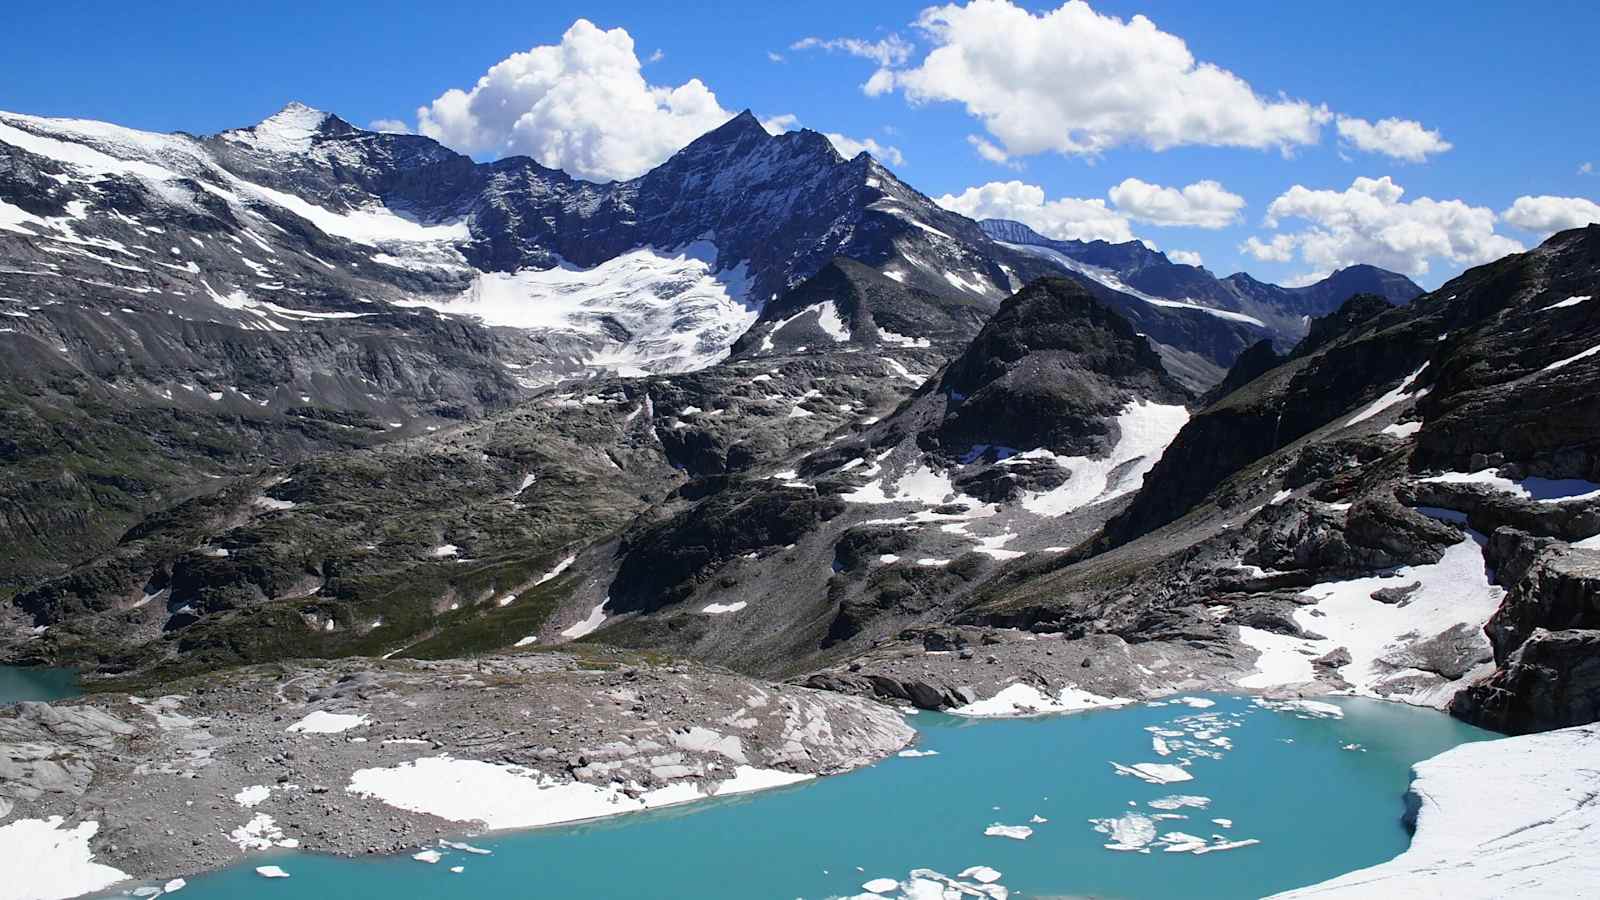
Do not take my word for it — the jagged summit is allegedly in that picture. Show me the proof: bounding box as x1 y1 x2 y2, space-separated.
222 101 334 153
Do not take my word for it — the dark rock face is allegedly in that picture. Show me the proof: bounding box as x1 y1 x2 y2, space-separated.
932 278 1190 457
1094 292 1431 550
607 483 846 615
1452 628 1600 734
1484 548 1600 665
730 257 989 358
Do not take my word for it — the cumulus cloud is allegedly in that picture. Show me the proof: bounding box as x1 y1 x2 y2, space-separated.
759 114 799 135
1241 175 1523 278
824 133 905 166
412 19 733 182
790 35 914 67
935 180 1134 243
1168 249 1204 267
1108 178 1245 228
1335 116 1452 162
369 119 411 134
760 114 905 165
967 135 1018 167
1501 195 1600 236
872 0 1329 159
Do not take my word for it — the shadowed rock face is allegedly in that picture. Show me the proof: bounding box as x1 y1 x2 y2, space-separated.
1452 546 1600 734
931 278 1191 457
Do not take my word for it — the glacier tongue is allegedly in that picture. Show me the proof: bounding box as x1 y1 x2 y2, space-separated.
397 240 757 375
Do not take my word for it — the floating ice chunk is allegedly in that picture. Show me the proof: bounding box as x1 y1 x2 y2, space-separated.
863 878 900 892
1178 697 1216 708
958 866 1002 884
413 849 443 864
1194 838 1260 854
1148 795 1211 810
255 866 290 878
897 749 939 758
1111 762 1193 785
984 824 1033 840
1252 698 1344 719
1091 813 1157 851
439 840 492 855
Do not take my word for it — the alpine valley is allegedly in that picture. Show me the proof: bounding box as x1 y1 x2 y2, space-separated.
2 103 1597 900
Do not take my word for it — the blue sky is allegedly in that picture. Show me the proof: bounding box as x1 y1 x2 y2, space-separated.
5 0 1598 287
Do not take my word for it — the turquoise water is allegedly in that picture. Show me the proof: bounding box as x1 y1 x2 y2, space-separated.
0 665 79 704
112 694 1494 899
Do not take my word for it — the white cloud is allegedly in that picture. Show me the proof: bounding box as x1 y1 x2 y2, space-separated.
1242 175 1523 278
369 119 411 134
966 135 1018 168
823 133 905 166
1501 195 1600 236
875 0 1329 159
1241 234 1296 262
1168 249 1204 267
767 51 785 63
790 35 914 67
413 19 733 182
759 114 799 135
1580 162 1594 176
1335 116 1452 162
1280 269 1332 288
760 113 904 165
935 180 1134 243
1108 177 1245 228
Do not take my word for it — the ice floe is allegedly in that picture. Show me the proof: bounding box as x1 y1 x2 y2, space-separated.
1111 762 1193 785
984 824 1033 840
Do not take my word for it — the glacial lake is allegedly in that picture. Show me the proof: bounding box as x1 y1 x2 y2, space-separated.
81 692 1495 900
0 665 79 705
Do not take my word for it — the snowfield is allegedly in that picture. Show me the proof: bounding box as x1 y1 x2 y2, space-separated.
1015 400 1191 516
1235 534 1503 707
345 755 813 831
397 241 756 374
1270 724 1600 898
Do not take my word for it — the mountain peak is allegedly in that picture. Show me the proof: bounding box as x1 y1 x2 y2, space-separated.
223 102 333 153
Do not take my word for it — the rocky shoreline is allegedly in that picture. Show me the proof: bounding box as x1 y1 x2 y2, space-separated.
0 649 912 898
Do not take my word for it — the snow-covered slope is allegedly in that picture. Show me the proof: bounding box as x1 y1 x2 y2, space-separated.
1270 724 1600 898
